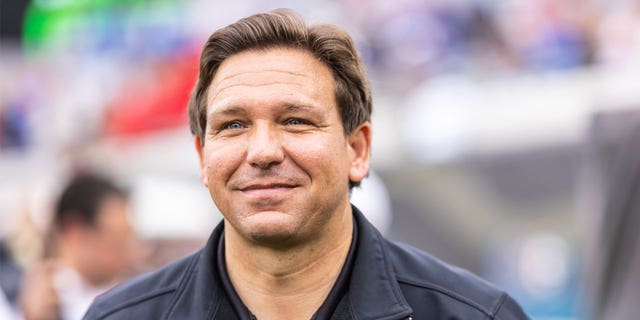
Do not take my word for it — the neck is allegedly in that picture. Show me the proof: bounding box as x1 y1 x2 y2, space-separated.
224 205 353 320
56 238 103 287
56 239 81 273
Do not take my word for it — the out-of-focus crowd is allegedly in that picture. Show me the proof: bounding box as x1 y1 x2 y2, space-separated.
3 0 640 151
1 172 146 320
3 0 640 319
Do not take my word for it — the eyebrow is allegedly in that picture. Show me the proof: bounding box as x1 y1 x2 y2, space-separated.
209 105 247 118
208 103 326 121
282 103 325 119
206 105 247 124
283 103 311 112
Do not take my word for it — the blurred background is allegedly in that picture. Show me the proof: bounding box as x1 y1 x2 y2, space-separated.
2 0 640 319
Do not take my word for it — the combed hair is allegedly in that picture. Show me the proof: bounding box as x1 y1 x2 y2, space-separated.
188 9 372 188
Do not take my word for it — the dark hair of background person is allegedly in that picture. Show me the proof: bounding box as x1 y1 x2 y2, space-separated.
54 173 128 232
188 9 371 142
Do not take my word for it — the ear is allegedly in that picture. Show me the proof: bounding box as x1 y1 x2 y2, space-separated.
347 122 372 184
194 136 209 188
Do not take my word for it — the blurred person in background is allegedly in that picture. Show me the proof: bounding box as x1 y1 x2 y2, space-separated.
20 173 142 320
84 9 529 320
0 240 23 319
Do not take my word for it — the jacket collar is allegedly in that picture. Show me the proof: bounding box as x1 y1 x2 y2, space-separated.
172 206 413 320
166 221 226 319
349 206 413 319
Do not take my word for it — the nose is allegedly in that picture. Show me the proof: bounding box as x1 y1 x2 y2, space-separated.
246 123 285 169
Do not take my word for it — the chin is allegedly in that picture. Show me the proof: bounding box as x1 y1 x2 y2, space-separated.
241 215 307 248
248 232 300 249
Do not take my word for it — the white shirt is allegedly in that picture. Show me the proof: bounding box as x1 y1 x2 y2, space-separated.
0 288 18 320
53 267 109 320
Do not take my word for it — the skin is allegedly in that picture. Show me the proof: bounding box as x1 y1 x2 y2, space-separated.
20 261 62 320
194 47 371 319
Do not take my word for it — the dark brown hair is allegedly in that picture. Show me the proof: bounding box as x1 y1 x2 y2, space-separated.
188 8 371 143
55 173 128 230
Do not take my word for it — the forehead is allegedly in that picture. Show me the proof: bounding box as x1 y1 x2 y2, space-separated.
206 47 335 108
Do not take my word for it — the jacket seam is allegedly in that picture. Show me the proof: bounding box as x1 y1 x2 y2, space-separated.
347 295 358 320
490 292 508 319
377 233 408 309
395 275 494 318
346 294 412 320
94 286 177 319
205 287 222 320
163 253 201 319
370 235 414 320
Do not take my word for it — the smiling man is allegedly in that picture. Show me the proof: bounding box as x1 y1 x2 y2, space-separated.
84 9 529 320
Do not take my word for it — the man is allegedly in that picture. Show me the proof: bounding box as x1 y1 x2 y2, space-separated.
85 9 529 319
21 173 140 320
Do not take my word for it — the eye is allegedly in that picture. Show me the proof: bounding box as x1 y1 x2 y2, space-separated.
285 118 309 126
224 121 244 130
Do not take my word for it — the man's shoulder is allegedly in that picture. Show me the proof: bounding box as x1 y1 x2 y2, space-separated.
84 251 201 320
385 239 527 319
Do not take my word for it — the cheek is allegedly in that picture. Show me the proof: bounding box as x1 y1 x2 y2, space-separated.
203 143 244 182
287 136 350 177
84 238 113 267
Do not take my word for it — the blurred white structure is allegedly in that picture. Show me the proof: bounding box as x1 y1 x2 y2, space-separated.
350 171 393 235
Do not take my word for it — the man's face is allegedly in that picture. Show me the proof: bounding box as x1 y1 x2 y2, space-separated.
195 47 370 246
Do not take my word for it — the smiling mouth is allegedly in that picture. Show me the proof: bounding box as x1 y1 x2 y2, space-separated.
241 183 296 191
238 184 298 198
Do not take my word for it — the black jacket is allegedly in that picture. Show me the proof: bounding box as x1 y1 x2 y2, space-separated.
84 207 529 319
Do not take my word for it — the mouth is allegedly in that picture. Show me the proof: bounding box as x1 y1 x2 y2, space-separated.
240 183 297 191
237 183 299 199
